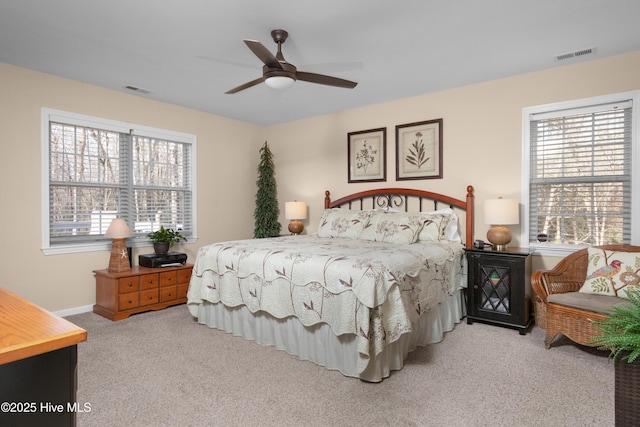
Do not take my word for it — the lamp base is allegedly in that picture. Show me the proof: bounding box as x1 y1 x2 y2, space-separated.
288 220 304 235
108 238 131 273
487 225 512 251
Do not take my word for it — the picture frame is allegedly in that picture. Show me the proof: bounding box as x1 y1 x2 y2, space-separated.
395 118 443 180
347 127 386 183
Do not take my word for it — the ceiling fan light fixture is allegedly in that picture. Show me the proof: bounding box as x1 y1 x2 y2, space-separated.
265 76 295 90
225 29 357 94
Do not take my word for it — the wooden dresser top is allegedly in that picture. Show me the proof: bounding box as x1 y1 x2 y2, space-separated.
0 288 87 365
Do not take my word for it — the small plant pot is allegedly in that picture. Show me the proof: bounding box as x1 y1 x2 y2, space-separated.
153 242 170 255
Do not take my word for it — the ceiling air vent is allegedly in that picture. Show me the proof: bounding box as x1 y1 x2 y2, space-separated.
124 85 152 94
554 47 597 62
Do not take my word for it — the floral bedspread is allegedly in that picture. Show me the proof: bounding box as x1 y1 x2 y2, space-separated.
187 235 466 373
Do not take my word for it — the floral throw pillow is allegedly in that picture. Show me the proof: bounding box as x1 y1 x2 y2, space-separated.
417 212 453 242
358 211 426 244
317 209 374 239
579 248 640 299
422 208 461 243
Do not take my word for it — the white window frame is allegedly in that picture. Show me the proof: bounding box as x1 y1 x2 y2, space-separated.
521 91 640 258
41 108 198 255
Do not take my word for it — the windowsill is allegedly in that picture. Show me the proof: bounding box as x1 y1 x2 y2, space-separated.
528 243 585 258
41 237 197 256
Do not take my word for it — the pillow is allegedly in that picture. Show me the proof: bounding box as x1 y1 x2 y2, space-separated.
579 248 640 299
417 211 455 242
420 208 461 242
317 209 375 239
358 211 426 244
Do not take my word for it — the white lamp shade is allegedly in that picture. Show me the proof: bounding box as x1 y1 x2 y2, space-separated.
104 218 133 238
265 76 295 90
285 201 307 220
484 198 519 225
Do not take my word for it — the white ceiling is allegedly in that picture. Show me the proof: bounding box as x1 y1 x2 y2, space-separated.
1 1 639 127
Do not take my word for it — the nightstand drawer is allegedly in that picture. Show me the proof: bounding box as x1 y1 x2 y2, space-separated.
160 286 177 302
119 293 139 310
140 289 159 306
160 271 177 287
140 273 159 290
177 269 192 284
177 283 189 299
118 277 139 294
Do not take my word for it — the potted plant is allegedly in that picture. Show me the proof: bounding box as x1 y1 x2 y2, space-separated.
147 226 186 254
591 286 640 425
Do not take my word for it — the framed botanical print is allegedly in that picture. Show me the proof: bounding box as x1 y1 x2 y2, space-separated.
395 119 443 180
347 127 386 183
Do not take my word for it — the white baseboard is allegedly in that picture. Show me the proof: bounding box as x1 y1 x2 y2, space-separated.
53 304 94 318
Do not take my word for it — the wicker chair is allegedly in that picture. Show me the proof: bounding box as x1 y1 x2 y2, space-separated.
531 244 640 349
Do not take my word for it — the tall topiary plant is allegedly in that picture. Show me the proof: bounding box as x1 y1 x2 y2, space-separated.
254 141 281 238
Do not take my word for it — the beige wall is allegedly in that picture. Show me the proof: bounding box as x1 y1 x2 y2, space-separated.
267 50 640 272
0 62 264 311
2 50 639 312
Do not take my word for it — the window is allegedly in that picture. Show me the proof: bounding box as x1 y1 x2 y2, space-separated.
522 92 639 257
42 108 197 255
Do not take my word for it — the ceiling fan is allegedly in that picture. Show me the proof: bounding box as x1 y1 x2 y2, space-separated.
225 29 358 94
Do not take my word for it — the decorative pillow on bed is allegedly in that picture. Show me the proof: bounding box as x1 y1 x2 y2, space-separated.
317 209 375 239
419 208 461 243
357 211 426 244
417 210 456 242
579 247 640 299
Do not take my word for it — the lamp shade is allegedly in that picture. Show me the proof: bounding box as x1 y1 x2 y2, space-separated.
285 201 307 220
483 198 519 225
105 218 133 238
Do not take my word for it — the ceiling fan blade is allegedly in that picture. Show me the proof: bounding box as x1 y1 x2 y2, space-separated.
243 39 282 69
225 76 264 94
296 71 357 89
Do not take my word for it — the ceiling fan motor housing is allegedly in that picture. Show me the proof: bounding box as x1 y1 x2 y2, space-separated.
263 63 297 81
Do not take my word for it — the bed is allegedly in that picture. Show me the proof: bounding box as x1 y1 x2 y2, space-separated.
187 186 474 382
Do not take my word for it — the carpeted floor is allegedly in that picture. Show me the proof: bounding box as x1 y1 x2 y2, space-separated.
67 305 614 427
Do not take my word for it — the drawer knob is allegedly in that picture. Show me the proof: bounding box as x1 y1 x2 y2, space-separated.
149 296 153 300
128 283 133 287
128 299 132 304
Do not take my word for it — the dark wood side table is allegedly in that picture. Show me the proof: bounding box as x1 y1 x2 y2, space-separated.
464 247 533 335
0 288 87 426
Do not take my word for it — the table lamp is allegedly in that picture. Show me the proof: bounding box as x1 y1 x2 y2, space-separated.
105 218 133 272
285 201 307 235
483 197 519 251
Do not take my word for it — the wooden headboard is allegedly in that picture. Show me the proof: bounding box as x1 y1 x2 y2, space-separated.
324 186 475 248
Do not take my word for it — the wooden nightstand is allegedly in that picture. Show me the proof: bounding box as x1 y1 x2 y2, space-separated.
464 247 533 335
93 264 193 321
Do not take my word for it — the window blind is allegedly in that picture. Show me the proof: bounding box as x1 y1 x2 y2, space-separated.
48 120 193 246
529 102 632 245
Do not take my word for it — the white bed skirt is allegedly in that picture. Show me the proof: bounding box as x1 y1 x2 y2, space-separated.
196 289 466 382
